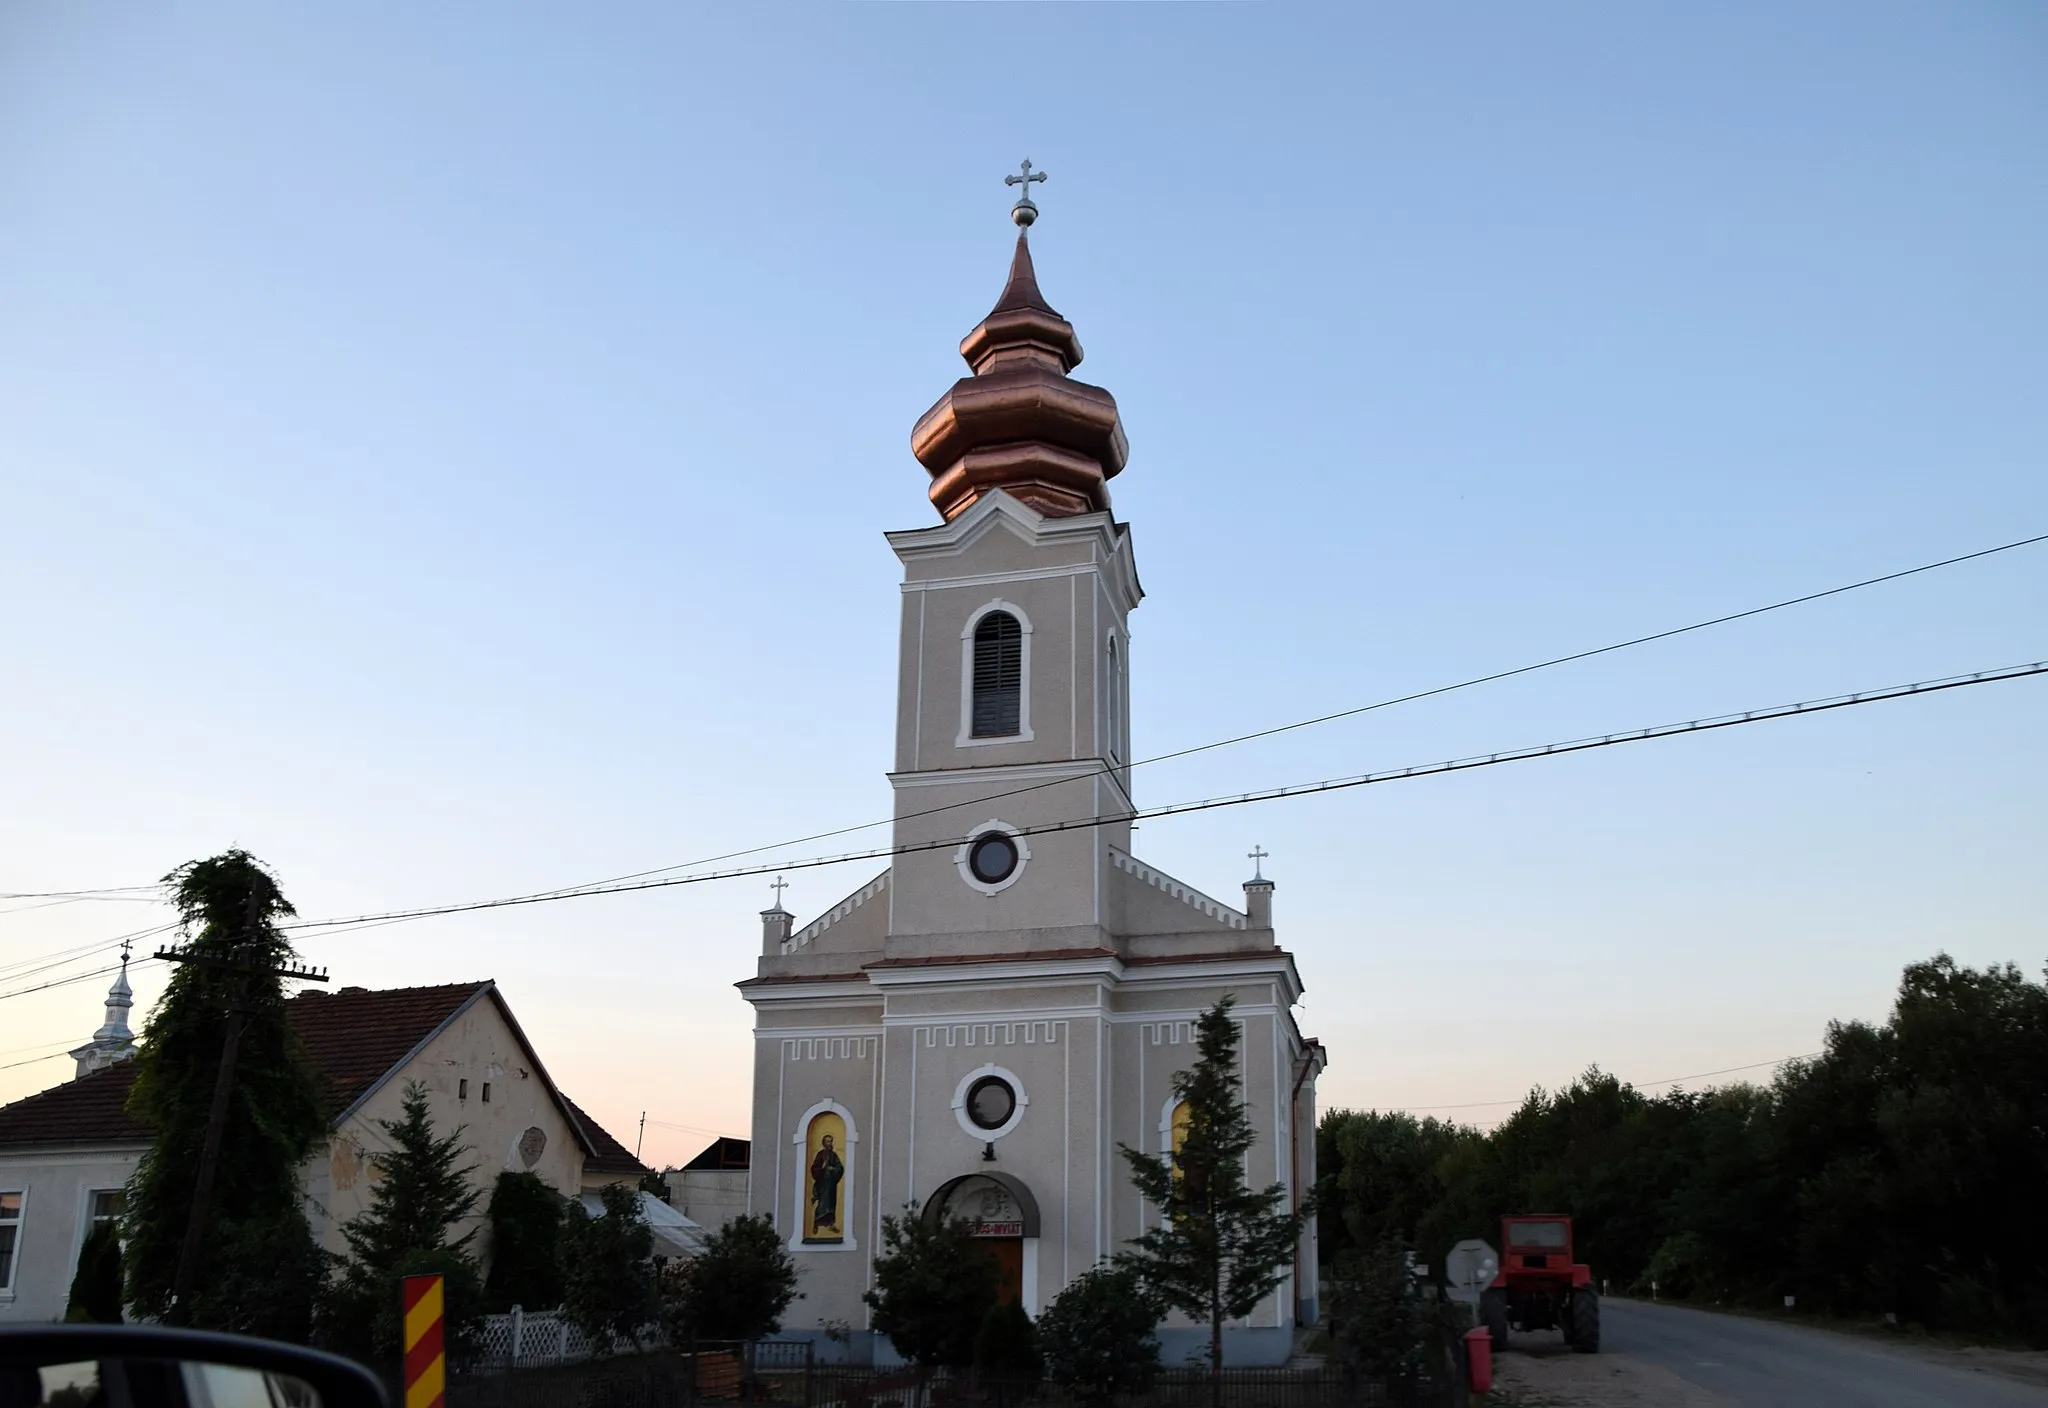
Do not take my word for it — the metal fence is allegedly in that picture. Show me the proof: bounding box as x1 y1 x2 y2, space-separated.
444 1353 1460 1408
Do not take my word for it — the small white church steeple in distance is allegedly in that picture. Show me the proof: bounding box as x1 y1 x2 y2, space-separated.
70 940 138 1079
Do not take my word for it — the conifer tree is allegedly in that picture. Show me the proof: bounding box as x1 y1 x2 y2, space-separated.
1118 996 1307 1397
123 851 328 1336
65 1221 124 1324
323 1081 484 1360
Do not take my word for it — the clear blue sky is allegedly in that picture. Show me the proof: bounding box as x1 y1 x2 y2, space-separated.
3 3 2043 1163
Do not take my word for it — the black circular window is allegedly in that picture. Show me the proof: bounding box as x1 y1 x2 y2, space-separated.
967 832 1019 885
966 1075 1018 1131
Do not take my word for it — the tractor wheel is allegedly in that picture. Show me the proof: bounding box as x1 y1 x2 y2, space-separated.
1569 1288 1601 1353
1481 1288 1509 1351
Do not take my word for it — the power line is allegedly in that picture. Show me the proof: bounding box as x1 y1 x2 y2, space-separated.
0 924 179 982
0 1048 75 1074
0 886 162 900
299 529 2048 916
282 658 2046 936
11 532 2045 914
0 958 162 1006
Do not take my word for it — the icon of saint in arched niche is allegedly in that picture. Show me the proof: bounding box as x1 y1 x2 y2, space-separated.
804 1110 847 1242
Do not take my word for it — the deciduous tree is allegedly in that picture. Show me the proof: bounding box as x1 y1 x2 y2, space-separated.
1034 1264 1160 1408
864 1202 999 1375
661 1211 800 1342
484 1171 565 1313
561 1183 657 1352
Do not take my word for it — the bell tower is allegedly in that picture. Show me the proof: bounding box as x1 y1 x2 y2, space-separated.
882 173 1142 960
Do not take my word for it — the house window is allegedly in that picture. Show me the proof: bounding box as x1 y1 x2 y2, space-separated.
482 1082 492 1104
970 612 1024 738
1 1191 22 1291
459 1079 469 1100
87 1189 123 1228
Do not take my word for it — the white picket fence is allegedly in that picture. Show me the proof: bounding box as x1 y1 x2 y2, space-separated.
474 1307 646 1369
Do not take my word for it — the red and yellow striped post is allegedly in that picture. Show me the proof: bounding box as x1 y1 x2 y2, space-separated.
402 1274 446 1408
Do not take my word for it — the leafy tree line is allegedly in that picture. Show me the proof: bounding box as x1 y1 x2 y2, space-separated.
1318 953 2048 1343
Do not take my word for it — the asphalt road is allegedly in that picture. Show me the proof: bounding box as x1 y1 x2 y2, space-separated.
1599 1297 2048 1407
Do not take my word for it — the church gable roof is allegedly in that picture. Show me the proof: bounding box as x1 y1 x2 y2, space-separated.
780 870 890 959
1108 848 1249 937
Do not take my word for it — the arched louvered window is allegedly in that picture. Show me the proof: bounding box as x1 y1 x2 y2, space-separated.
971 611 1024 737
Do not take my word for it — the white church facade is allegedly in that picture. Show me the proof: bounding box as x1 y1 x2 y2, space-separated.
741 190 1324 1366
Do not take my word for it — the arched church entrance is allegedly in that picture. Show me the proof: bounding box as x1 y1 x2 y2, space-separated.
924 1173 1039 1309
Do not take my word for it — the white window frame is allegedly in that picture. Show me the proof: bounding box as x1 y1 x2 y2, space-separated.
0 1187 26 1296
953 818 1032 897
952 1063 1029 1142
788 1098 860 1254
957 599 1034 748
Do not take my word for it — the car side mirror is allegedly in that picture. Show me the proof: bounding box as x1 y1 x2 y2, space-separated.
0 1326 387 1408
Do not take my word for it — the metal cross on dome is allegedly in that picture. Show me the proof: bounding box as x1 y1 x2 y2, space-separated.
1248 846 1269 881
1005 158 1047 227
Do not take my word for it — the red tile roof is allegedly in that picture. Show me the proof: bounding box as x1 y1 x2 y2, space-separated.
0 1060 144 1148
0 982 642 1174
560 1094 648 1177
290 982 493 1119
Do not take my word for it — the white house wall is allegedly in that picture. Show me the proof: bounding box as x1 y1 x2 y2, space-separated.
0 1145 144 1323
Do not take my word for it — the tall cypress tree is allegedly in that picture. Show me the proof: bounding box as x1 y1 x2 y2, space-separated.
123 851 328 1337
1119 997 1307 1397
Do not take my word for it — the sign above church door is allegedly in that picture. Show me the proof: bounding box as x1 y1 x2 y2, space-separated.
941 1175 1025 1238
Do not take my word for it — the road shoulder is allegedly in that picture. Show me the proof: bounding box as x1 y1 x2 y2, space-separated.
1490 1341 1734 1407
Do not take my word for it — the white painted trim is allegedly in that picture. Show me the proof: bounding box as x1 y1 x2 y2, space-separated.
953 818 1032 897
742 986 881 1007
888 758 1108 787
1109 848 1248 928
957 599 1034 748
951 1063 1029 1141
1105 630 1124 763
754 1023 885 1041
784 871 889 953
865 956 1122 988
912 591 926 769
1022 1237 1040 1316
887 492 1142 613
789 1098 860 1253
0 1184 25 1295
900 561 1108 594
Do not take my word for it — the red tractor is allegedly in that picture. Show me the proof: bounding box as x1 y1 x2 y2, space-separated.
1480 1214 1600 1353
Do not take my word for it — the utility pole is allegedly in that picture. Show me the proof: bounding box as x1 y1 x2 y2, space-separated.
154 939 327 1324
636 1111 647 1161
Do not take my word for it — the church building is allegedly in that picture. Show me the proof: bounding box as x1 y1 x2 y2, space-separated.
740 177 1324 1366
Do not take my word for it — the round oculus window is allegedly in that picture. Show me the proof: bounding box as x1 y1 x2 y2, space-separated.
967 832 1019 886
966 1075 1018 1131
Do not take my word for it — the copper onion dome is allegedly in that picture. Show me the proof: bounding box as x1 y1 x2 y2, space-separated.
911 232 1129 521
